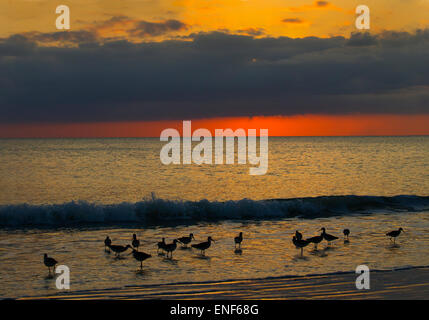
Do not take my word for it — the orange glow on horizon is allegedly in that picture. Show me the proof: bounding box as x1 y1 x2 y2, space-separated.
0 114 428 138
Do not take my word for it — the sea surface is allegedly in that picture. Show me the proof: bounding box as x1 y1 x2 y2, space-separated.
0 136 428 298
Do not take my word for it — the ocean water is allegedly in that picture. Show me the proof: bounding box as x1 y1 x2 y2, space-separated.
0 136 428 298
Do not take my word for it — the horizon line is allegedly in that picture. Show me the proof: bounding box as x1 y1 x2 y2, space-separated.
1 134 429 139
1 115 429 138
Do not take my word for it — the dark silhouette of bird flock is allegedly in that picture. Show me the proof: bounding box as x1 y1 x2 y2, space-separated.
293 227 340 257
43 227 406 274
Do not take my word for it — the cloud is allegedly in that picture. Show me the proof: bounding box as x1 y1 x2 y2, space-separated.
236 28 266 36
287 1 342 13
316 1 329 7
21 30 97 44
1 30 429 123
16 16 189 46
95 16 188 40
346 32 378 46
130 19 188 37
282 18 305 24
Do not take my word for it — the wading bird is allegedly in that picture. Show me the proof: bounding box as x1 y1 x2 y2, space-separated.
43 253 58 275
192 236 215 255
131 249 151 270
164 240 179 258
343 229 350 241
321 227 338 245
292 236 309 257
157 238 166 253
386 228 404 244
178 233 195 248
132 234 140 251
234 232 243 249
108 244 132 257
104 236 112 252
306 233 323 250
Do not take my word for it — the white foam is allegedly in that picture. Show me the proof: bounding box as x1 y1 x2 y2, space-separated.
0 195 428 227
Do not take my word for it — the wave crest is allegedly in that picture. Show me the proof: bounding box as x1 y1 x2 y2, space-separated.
0 195 428 227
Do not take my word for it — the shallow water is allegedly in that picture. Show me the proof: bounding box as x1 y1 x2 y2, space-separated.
1 211 428 298
0 136 428 298
1 137 428 205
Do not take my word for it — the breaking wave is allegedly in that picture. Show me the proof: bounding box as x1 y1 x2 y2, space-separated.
0 195 428 227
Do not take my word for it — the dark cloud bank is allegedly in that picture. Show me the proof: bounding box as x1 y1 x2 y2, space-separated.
1 30 429 123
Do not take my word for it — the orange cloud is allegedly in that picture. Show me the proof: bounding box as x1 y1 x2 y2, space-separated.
17 16 190 46
235 28 266 36
281 18 311 27
282 18 305 24
315 1 329 7
286 1 343 13
93 16 188 40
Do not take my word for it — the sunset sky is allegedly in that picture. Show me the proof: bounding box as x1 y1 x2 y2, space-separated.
1 0 429 137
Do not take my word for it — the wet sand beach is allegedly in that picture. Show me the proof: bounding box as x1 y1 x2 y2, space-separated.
20 267 429 300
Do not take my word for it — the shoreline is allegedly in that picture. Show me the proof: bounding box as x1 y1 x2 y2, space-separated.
18 266 429 300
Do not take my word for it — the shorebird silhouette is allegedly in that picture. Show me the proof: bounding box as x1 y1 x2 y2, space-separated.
234 232 243 248
321 227 338 245
192 236 215 255
292 236 309 257
132 234 140 251
343 229 350 241
386 228 404 244
104 236 112 252
306 233 323 250
157 238 166 253
178 233 194 247
164 240 179 258
131 249 151 269
44 253 58 275
108 244 132 257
